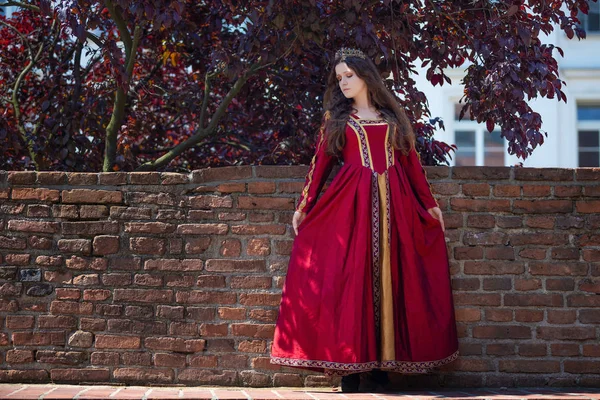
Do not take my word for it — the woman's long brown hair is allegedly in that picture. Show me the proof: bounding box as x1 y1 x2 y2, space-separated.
321 55 416 157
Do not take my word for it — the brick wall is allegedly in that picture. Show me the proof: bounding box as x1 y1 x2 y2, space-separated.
0 166 599 388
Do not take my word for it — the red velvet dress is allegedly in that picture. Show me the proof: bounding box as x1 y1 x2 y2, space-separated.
270 114 459 376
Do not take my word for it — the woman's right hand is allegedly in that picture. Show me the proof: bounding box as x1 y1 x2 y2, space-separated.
292 211 307 235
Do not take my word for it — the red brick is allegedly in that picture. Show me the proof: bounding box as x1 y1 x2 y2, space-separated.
546 278 575 291
11 188 60 202
205 259 265 272
238 196 294 210
483 277 512 290
547 310 576 324
450 199 510 212
511 233 569 246
462 183 490 196
486 343 515 356
231 323 275 338
128 172 161 184
555 185 582 197
0 236 27 250
453 247 483 260
129 237 166 255
504 294 562 307
583 344 600 357
536 326 596 340
62 221 119 235
515 168 573 181
154 353 186 368
8 220 59 233
6 349 34 363
514 278 542 291
583 249 600 262
122 352 152 366
551 343 579 356
564 361 600 374
38 315 77 329
466 215 495 228
248 309 278 322
238 293 281 307
238 340 267 353
430 182 459 195
464 261 524 275
529 262 588 276
144 337 205 352
144 259 203 271
485 309 513 322
12 331 65 346
218 307 246 320
230 276 272 289
176 291 236 305
55 288 80 300
230 224 287 235
192 166 252 183
493 185 520 197
91 352 119 365
579 310 600 324
219 354 249 368
522 185 551 197
189 355 218 368
576 200 600 213
62 189 122 204
184 237 211 254
3 253 30 265
451 278 480 291
220 239 241 257
177 223 228 235
83 289 111 301
113 367 173 383
51 368 110 382
513 199 571 213
169 322 197 336
453 293 501 306
79 205 108 219
113 289 173 303
96 335 141 349
249 213 275 223
248 182 276 194
472 326 531 339
515 309 544 322
577 234 600 246
452 167 510 180
50 301 93 315
6 316 34 329
134 274 163 286
246 238 271 256
58 239 92 255
199 323 229 337
93 235 120 255
499 360 559 373
525 216 555 229
124 222 176 234
463 232 508 246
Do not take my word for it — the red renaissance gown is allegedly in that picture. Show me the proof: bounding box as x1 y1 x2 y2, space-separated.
270 114 459 376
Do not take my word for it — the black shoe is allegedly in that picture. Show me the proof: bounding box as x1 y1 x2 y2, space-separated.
341 373 360 393
362 369 389 392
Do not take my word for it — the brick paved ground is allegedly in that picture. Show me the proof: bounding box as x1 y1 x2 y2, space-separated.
0 385 599 400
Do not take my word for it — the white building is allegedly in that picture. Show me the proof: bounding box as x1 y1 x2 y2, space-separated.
415 3 600 168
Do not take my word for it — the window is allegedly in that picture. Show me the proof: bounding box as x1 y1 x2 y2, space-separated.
452 104 507 166
577 105 600 167
578 1 600 33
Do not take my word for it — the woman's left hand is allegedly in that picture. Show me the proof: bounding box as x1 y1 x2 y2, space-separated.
427 206 445 232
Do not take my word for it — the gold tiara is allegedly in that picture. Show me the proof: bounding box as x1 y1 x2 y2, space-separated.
335 47 367 61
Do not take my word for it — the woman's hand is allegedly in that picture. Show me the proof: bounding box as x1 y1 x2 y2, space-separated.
427 206 445 232
292 211 307 235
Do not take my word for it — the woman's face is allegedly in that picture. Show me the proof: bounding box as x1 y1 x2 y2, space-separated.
335 62 367 100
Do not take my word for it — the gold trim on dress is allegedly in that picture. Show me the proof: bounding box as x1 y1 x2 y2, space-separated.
270 349 460 376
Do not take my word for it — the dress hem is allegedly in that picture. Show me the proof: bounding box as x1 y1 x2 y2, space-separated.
269 349 459 376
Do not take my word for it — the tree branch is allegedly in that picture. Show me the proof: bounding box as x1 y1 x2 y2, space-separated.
104 0 132 54
0 0 40 12
135 65 260 171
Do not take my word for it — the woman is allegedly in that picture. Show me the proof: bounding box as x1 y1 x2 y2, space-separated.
270 48 459 392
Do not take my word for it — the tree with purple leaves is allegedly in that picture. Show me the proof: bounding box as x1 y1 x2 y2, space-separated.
0 0 594 171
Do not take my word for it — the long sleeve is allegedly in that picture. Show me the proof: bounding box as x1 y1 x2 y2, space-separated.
296 122 336 214
400 147 439 210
